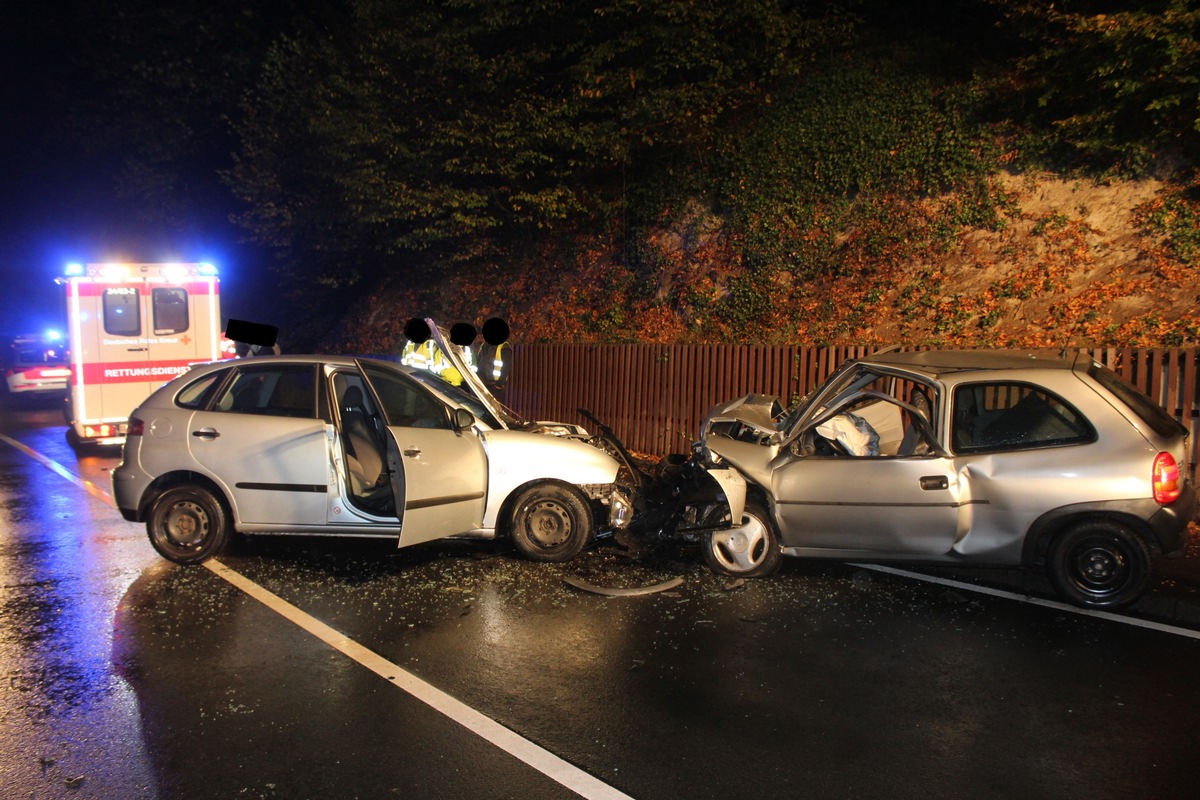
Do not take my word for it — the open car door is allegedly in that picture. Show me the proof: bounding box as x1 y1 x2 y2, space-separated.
773 385 965 557
359 361 488 548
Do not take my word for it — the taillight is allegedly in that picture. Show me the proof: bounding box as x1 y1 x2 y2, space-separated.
126 417 145 437
1152 452 1181 504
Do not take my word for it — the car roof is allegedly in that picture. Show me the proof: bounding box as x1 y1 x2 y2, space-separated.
859 348 1082 379
194 354 397 370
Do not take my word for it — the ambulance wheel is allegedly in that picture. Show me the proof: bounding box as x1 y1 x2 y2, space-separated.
147 486 231 564
508 483 592 562
64 427 100 453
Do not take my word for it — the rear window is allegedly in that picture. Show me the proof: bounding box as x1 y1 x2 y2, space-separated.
104 288 141 336
10 342 67 366
1088 364 1185 438
152 287 189 334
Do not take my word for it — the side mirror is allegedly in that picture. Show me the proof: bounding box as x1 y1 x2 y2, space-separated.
453 408 476 432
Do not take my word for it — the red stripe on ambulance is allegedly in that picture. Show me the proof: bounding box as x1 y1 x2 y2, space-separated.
81 360 200 385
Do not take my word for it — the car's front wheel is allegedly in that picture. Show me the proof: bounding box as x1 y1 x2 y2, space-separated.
146 486 231 565
1046 519 1151 609
508 483 593 562
703 499 783 578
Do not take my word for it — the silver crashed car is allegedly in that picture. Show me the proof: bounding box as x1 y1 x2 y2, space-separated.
689 349 1194 609
113 352 632 565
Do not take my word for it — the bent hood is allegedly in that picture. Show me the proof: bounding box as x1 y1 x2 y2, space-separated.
702 393 784 442
406 318 591 437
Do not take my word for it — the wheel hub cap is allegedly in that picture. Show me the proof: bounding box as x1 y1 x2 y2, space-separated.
166 502 207 547
712 514 767 572
527 501 570 547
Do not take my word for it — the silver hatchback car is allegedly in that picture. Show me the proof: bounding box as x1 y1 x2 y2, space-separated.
113 353 631 565
690 349 1194 609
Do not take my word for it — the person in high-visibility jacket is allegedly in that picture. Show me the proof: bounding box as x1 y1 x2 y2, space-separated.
400 338 435 371
432 342 465 386
478 317 511 403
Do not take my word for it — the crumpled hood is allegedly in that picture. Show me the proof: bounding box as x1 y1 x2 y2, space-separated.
703 393 783 438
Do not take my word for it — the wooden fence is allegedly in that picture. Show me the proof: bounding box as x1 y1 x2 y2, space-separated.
504 344 1200 477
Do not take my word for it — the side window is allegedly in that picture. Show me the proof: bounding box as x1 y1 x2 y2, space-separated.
152 287 189 334
804 372 939 458
952 382 1094 454
175 369 229 410
103 288 141 336
212 366 316 418
363 366 450 429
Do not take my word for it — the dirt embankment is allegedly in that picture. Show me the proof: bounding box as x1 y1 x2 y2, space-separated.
338 171 1200 352
877 171 1197 348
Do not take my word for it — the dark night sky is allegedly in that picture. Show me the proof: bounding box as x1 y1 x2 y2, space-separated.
0 4 275 339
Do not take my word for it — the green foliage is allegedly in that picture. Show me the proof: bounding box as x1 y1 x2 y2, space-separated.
225 0 858 290
998 0 1200 171
1140 181 1200 261
39 0 1200 348
720 265 779 331
718 62 991 208
704 61 1000 293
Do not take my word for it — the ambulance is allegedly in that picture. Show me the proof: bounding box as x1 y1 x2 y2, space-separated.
58 262 230 446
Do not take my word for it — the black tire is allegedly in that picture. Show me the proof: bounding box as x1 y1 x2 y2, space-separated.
703 499 783 578
1046 519 1151 609
146 486 231 565
508 483 593 563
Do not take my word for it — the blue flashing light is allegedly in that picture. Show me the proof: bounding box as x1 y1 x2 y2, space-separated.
65 262 84 276
197 262 218 276
45 329 62 342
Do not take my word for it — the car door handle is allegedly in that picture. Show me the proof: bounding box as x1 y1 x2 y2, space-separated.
919 476 948 491
127 347 148 352
402 448 421 458
192 428 220 439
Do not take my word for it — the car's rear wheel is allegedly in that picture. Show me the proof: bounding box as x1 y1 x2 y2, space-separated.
146 486 231 565
509 484 593 562
703 499 782 578
1046 519 1151 609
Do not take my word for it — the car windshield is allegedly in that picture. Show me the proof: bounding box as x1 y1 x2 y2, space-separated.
782 361 877 436
407 368 505 429
400 319 531 431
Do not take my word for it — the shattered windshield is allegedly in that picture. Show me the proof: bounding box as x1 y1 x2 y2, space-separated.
781 361 870 434
783 364 941 456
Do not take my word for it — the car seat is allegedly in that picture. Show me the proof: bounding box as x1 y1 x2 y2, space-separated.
340 385 387 498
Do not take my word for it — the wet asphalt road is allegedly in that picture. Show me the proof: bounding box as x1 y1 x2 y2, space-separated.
2 400 1200 799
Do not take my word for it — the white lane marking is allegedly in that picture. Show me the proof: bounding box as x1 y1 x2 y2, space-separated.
0 434 634 800
854 563 1200 641
0 431 114 504
7 434 1200 779
206 559 635 800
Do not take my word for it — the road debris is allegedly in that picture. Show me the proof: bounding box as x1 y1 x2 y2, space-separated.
563 575 684 597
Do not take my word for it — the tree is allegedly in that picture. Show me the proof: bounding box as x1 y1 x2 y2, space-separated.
224 0 858 290
1000 0 1200 170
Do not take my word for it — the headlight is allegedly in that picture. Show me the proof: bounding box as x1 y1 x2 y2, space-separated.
608 488 634 529
690 441 722 467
